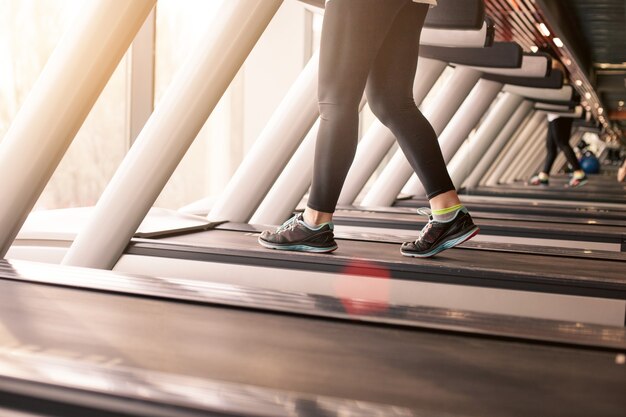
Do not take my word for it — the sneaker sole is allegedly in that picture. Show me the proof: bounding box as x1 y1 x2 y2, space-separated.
258 237 338 253
401 226 480 258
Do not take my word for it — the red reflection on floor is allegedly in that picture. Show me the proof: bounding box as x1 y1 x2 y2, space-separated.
335 260 390 315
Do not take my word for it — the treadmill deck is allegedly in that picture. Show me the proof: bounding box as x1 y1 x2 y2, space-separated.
0 277 625 416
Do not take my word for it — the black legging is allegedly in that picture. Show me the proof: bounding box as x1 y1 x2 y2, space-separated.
307 0 455 213
542 117 581 174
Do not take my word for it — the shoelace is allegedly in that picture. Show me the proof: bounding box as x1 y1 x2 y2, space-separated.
415 207 434 240
276 214 300 233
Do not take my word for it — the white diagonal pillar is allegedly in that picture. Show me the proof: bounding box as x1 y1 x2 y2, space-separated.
514 130 548 181
484 111 546 186
500 123 547 183
0 0 156 258
63 0 283 269
549 131 583 175
337 58 447 205
208 51 319 223
361 66 482 207
447 92 524 188
402 79 504 196
479 111 535 186
250 98 367 225
463 100 533 188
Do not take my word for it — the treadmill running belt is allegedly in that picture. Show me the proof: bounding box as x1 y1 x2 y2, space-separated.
461 186 626 205
0 279 625 416
130 228 626 299
392 196 626 220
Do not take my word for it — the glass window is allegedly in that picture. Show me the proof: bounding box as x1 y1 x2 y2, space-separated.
0 0 128 210
155 0 308 209
36 58 128 209
0 1 77 140
1 1 314 211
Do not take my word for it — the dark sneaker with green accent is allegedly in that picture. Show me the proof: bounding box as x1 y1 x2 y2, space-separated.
401 208 479 258
258 213 338 253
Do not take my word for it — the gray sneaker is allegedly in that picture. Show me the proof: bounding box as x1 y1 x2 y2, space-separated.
258 213 338 253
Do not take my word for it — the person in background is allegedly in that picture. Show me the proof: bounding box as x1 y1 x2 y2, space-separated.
528 114 588 188
529 51 587 188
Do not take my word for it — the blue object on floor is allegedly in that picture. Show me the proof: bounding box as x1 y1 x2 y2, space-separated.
579 152 600 174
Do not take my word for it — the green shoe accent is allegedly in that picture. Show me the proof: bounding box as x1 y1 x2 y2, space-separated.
432 204 463 216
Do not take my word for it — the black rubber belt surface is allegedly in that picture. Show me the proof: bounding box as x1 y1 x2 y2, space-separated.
0 279 625 416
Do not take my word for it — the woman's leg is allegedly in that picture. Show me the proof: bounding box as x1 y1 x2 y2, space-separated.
551 117 587 187
260 0 413 251
552 117 581 171
542 121 559 175
306 0 410 223
364 2 458 211
262 0 477 256
360 2 477 257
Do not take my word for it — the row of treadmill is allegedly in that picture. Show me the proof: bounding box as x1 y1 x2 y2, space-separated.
1 0 625 416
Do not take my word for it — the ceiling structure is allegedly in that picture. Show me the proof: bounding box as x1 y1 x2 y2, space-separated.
568 0 626 65
568 0 626 136
484 0 625 142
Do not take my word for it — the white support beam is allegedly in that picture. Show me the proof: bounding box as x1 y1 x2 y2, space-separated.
477 114 531 187
520 135 549 180
478 116 530 186
252 59 448 224
550 131 583 175
447 92 525 188
499 127 540 183
463 100 533 188
484 111 545 186
509 126 547 182
250 120 319 225
63 0 283 269
337 58 447 206
501 124 547 183
250 97 366 225
402 79 503 196
0 0 156 258
209 51 319 223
